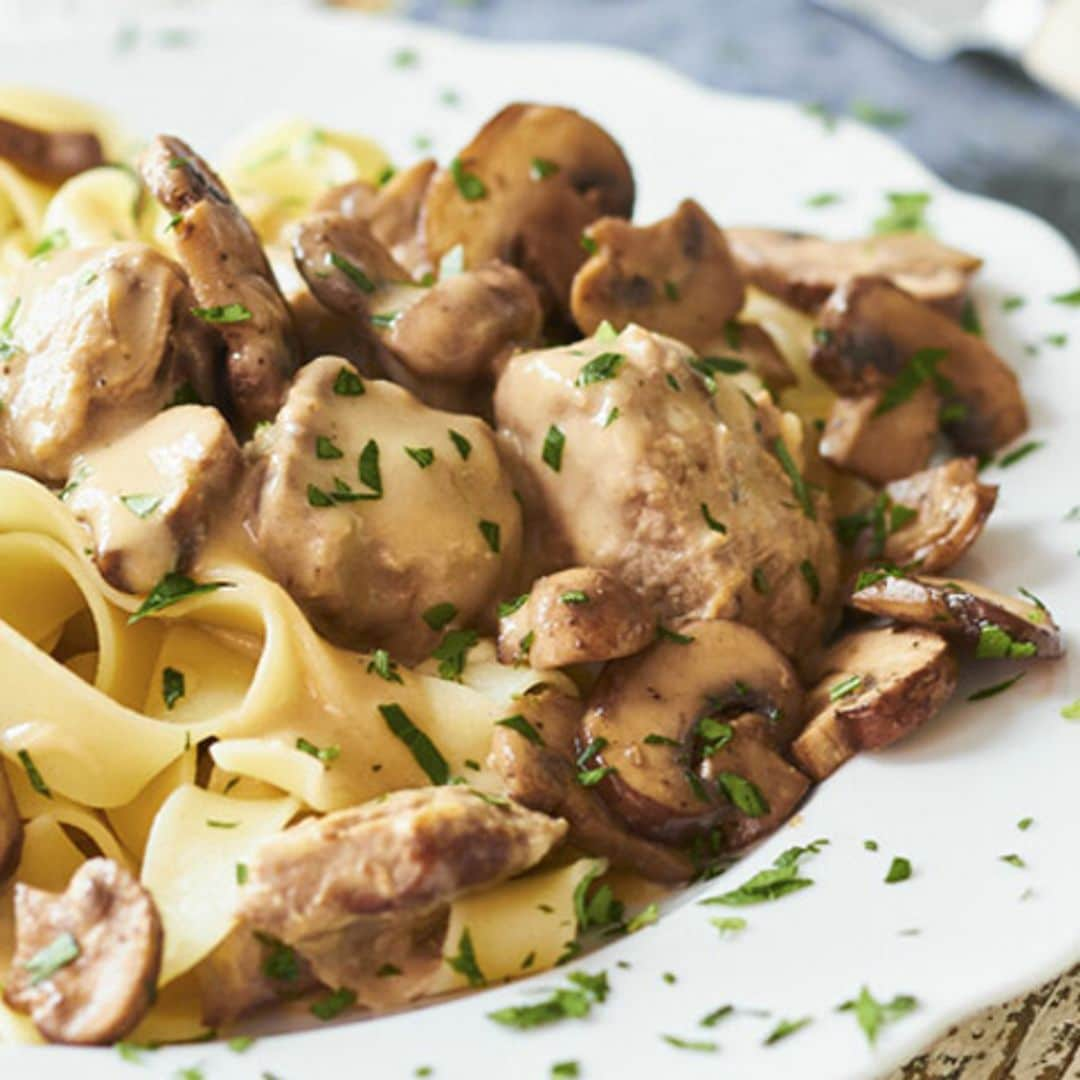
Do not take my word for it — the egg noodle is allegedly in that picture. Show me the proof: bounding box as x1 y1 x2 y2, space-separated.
0 89 619 1045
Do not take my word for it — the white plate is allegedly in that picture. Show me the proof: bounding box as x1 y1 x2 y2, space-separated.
2 10 1079 1080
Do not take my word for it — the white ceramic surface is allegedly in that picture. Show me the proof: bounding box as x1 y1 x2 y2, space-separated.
1 10 1079 1080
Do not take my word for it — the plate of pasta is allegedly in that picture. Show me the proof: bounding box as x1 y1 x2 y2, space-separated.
0 9 1078 1080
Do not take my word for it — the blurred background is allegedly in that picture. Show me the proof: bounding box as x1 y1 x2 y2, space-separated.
0 0 1076 244
340 0 1080 246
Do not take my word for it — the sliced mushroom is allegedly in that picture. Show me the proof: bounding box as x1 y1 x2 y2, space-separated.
497 567 655 669
3 858 162 1045
424 103 634 321
819 385 939 485
488 688 693 882
877 458 997 572
139 134 299 430
570 199 744 349
726 227 982 317
317 159 437 281
811 276 1027 455
0 115 104 184
580 619 807 846
294 211 541 398
237 786 566 944
850 574 1064 659
1 764 22 884
791 626 958 780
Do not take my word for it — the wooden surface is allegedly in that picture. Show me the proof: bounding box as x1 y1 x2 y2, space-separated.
892 967 1080 1079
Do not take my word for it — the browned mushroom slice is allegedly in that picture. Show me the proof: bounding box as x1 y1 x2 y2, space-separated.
139 134 299 430
726 227 982 316
237 786 566 944
820 385 939 485
879 458 997 572
294 211 541 392
570 199 744 348
0 115 104 184
850 574 1064 659
497 567 655 669
791 626 958 780
580 619 807 846
488 688 693 883
3 858 162 1045
1 765 22 884
811 276 1026 455
424 103 634 321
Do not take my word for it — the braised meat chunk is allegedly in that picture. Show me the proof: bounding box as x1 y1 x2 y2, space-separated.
65 405 242 593
139 134 299 429
249 356 522 661
0 243 217 482
495 325 840 662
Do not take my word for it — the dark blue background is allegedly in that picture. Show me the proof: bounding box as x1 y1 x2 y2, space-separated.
409 0 1080 247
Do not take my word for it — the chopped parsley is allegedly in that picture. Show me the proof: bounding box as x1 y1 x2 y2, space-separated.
701 1004 735 1026
405 446 435 468
551 1063 580 1078
805 191 842 208
422 602 458 630
873 191 931 235
874 347 949 416
31 228 70 260
162 666 185 710
626 902 659 933
751 567 769 594
577 765 616 787
604 406 621 427
885 856 912 883
661 1034 717 1052
367 649 403 684
497 594 529 618
1000 853 1026 868
332 367 365 396
254 932 300 982
764 1016 813 1045
1018 817 1034 831
191 302 252 324
968 672 1025 701
310 987 357 1021
128 572 231 623
25 931 79 985
1051 288 1080 306
664 280 680 301
575 351 624 386
496 713 545 745
307 483 334 508
700 502 727 533
772 437 816 520
357 439 383 497
580 233 599 256
432 628 479 680
235 863 248 885
488 971 609 1029
542 424 566 472
380 703 449 784
998 440 1043 468
530 157 560 180
328 251 376 293
657 624 694 645
449 429 472 460
296 736 340 765
447 927 486 987
316 435 344 460
119 493 162 519
450 157 486 201
206 819 240 829
850 99 908 128
829 675 862 702
478 519 501 553
800 559 821 601
717 772 769 817
701 845 819 906
710 916 747 936
227 1035 254 1052
839 987 917 1044
1061 698 1080 720
803 101 837 132
975 624 1036 660
1002 295 1026 312
560 589 589 605
961 297 983 336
